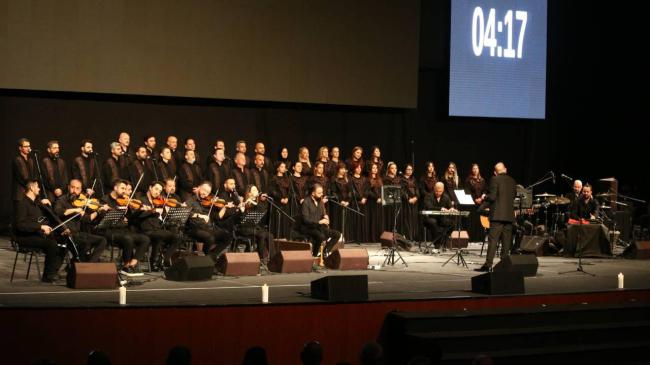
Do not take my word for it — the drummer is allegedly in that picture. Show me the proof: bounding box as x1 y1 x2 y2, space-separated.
569 183 599 221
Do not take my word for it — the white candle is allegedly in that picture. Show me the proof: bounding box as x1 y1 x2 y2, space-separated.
618 273 624 289
119 286 127 305
262 284 269 303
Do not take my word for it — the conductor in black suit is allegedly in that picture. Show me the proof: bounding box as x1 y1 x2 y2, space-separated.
476 162 517 272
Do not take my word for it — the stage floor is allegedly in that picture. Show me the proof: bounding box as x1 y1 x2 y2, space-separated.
1 238 649 308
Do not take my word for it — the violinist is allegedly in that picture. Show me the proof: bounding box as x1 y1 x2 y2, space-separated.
186 181 231 257
13 180 65 283
162 178 183 204
238 184 274 261
298 183 341 257
102 179 150 276
217 177 244 234
135 181 181 271
54 179 107 262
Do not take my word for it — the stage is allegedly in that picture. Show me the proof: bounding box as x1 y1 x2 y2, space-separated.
2 238 649 308
2 238 650 364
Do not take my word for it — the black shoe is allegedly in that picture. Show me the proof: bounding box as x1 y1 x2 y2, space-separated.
474 265 491 273
42 274 61 283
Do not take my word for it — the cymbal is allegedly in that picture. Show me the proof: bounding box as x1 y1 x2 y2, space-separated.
600 205 612 209
596 193 613 197
614 201 628 206
599 177 617 182
548 196 570 205
535 192 556 197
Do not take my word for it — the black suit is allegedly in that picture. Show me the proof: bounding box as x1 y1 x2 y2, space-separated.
484 172 517 266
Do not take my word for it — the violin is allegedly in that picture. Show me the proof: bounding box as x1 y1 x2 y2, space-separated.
201 195 226 208
152 197 180 208
116 195 143 210
72 193 101 211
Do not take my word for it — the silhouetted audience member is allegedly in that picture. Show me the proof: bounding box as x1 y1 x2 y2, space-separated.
166 346 192 365
242 346 268 365
360 341 383 365
301 340 323 365
87 350 111 365
472 353 493 365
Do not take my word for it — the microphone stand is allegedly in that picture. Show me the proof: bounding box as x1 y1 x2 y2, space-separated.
560 199 595 276
348 175 364 243
286 171 298 219
92 152 105 197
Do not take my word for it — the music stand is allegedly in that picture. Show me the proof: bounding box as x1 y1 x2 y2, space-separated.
381 185 407 267
163 206 193 229
96 209 128 230
239 209 268 270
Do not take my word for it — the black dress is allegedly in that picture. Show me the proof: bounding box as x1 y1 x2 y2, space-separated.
269 175 292 239
330 177 353 240
367 177 385 242
401 175 420 241
465 176 488 242
350 174 369 243
419 174 438 199
291 174 308 220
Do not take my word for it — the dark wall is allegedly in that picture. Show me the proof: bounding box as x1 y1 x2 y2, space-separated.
1 0 647 226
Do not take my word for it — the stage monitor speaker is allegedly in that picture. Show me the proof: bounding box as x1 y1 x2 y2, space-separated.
165 255 214 281
493 254 539 277
380 231 413 249
447 230 469 249
325 248 369 270
471 271 525 295
311 275 368 301
520 235 550 256
268 250 313 273
622 241 650 260
215 252 260 276
271 239 311 254
67 262 118 289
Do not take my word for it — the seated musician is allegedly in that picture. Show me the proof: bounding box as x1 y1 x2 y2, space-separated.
566 179 583 205
54 179 107 262
568 183 599 223
422 182 454 249
101 179 151 276
13 180 65 282
186 181 232 258
298 183 341 257
135 181 181 271
217 177 245 235
238 185 274 261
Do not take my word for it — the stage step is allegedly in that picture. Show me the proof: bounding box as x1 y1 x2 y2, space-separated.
381 304 650 365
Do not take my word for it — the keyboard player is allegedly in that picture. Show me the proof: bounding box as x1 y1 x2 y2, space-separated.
422 182 455 249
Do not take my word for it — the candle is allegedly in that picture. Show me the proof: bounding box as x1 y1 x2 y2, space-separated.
618 273 624 289
119 286 127 305
262 284 269 303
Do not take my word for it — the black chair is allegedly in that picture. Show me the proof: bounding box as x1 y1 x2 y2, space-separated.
289 215 309 242
232 226 254 252
10 233 43 283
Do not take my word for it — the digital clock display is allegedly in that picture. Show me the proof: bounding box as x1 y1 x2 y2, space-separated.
449 0 547 119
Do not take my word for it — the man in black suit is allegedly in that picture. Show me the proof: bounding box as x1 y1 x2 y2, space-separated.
476 162 517 272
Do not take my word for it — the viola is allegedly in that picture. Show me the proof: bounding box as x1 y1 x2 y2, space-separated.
72 193 101 211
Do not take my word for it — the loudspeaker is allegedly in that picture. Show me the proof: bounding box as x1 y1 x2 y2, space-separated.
325 248 369 270
447 230 469 248
165 255 215 281
520 235 548 256
215 252 260 276
67 263 118 289
268 250 313 273
494 254 539 277
622 241 650 259
311 275 368 301
271 239 311 254
380 231 413 249
471 271 525 295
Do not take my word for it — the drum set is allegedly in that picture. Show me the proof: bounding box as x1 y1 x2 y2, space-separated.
529 192 571 235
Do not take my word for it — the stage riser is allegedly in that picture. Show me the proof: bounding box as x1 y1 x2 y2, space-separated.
382 307 650 365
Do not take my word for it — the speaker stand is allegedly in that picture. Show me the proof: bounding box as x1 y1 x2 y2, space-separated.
442 248 468 268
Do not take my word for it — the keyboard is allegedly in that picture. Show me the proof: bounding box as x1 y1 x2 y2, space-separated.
419 210 470 217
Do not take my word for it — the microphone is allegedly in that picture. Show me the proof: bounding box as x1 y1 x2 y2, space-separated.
398 171 403 176
561 173 573 181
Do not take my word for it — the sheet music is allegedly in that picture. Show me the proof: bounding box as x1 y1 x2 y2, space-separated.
454 189 475 205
